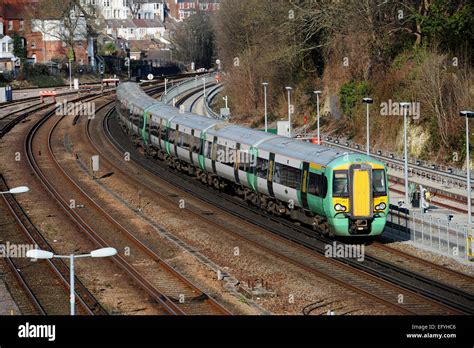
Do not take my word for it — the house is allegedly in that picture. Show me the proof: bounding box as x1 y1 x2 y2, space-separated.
0 34 15 72
89 0 165 21
102 18 165 41
166 0 219 21
0 0 89 64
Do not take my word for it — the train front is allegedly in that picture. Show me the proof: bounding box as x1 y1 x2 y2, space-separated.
326 154 389 237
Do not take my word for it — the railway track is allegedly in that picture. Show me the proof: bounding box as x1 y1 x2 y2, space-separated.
0 174 105 315
102 94 474 315
26 88 230 315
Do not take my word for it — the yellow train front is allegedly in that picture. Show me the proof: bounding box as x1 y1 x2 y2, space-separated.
322 154 389 237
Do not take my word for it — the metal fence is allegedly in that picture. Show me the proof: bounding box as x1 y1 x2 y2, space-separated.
386 204 472 262
161 73 216 105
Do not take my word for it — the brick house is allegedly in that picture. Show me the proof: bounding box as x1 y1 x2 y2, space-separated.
166 0 219 21
0 0 89 64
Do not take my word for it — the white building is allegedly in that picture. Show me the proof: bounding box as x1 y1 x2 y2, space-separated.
0 34 15 72
84 0 165 21
138 2 165 22
104 18 165 40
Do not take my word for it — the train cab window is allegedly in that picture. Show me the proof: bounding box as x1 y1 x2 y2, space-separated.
333 171 349 197
308 172 328 198
372 169 386 196
255 157 269 179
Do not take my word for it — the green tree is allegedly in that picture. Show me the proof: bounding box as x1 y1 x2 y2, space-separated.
12 33 27 62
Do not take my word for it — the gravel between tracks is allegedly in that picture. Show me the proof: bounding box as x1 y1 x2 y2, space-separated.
0 101 168 315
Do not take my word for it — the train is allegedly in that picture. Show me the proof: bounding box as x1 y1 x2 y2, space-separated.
116 82 389 237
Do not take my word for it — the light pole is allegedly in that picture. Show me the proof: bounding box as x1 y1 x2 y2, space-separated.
286 86 293 138
0 186 29 194
26 247 117 315
314 90 322 144
262 82 269 132
400 102 410 208
362 97 373 156
69 58 73 90
165 78 168 95
461 110 474 224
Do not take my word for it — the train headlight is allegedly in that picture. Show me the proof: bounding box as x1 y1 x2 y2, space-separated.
375 202 387 210
334 204 347 212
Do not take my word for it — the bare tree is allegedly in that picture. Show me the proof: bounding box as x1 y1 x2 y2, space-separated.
28 0 99 61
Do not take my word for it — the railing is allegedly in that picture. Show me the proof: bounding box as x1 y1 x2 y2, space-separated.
204 84 224 119
161 73 216 105
385 204 472 262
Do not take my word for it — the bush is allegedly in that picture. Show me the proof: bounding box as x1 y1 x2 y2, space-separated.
29 75 65 88
339 81 370 119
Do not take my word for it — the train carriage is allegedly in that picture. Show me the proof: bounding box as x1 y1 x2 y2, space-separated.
116 82 389 237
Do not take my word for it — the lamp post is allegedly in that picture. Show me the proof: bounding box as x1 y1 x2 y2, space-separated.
314 90 322 144
262 82 269 132
362 97 374 156
461 110 474 224
165 78 168 95
400 102 410 208
0 186 29 194
26 247 117 315
286 86 293 138
69 58 73 90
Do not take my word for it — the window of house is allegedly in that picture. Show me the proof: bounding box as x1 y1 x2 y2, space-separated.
104 0 110 7
19 20 24 31
8 21 13 31
31 40 36 49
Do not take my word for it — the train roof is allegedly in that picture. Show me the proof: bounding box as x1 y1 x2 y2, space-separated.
117 82 384 168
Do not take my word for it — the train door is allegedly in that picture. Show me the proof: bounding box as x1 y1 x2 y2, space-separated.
349 164 373 218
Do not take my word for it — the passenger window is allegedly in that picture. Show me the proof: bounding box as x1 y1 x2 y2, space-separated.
255 157 269 179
